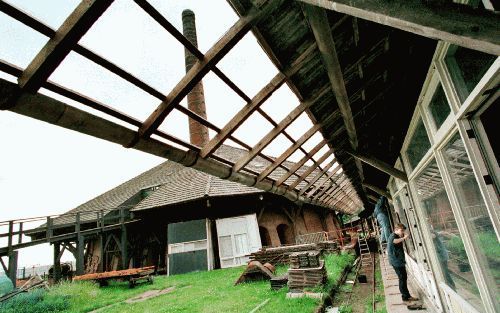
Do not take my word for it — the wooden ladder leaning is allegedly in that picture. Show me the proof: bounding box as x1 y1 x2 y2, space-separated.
358 235 372 268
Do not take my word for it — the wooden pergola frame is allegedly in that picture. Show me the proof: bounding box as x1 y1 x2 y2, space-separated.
1 0 497 215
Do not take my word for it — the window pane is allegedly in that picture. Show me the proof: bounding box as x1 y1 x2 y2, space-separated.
406 119 431 170
219 236 233 258
445 46 496 103
443 133 499 304
414 160 484 312
428 84 451 130
394 194 416 259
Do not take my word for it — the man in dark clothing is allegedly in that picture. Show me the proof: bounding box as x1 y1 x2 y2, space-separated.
387 223 419 303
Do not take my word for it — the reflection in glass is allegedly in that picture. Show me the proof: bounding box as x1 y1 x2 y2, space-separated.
443 134 499 306
394 194 416 259
414 160 484 311
445 46 496 103
406 119 431 170
428 84 450 130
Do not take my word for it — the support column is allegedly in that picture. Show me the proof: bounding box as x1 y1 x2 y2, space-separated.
98 233 104 272
121 227 128 270
8 251 18 288
53 242 61 283
76 235 85 275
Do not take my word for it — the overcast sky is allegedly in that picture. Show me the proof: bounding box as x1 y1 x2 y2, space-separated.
0 0 338 268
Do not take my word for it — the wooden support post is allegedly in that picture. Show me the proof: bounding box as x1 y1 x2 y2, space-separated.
8 251 18 287
46 216 52 242
120 209 128 270
75 213 84 275
53 242 61 283
98 233 104 272
7 221 13 253
76 235 84 275
18 222 23 245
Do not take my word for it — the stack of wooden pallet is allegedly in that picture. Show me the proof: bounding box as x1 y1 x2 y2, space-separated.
270 275 288 290
289 251 321 269
316 241 338 253
248 243 317 265
287 251 326 290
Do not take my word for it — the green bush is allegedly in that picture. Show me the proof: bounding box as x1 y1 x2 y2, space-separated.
446 236 466 258
477 233 500 261
0 289 69 313
0 275 14 296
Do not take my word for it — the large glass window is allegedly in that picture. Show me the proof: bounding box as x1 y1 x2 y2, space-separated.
394 194 416 259
414 160 484 312
445 46 496 103
428 83 451 130
406 119 431 170
443 133 499 304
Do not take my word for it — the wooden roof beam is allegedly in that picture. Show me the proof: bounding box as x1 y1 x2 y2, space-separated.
299 158 338 195
303 4 365 199
288 148 334 190
233 85 330 172
346 150 408 182
200 42 318 159
16 0 113 94
276 139 326 186
138 0 280 138
256 124 321 183
306 161 342 198
297 0 500 56
362 182 392 201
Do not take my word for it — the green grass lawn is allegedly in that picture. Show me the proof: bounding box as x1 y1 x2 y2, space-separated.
1 252 355 313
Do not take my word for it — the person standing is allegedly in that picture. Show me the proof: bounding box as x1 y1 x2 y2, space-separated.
387 223 419 303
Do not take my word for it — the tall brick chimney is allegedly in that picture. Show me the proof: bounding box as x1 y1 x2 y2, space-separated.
182 9 209 147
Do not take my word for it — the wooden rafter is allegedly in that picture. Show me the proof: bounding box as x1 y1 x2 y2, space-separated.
275 139 326 186
346 150 408 182
17 0 114 93
288 147 334 190
138 0 280 139
306 162 342 198
362 182 392 200
297 0 500 56
200 40 318 158
303 4 358 152
233 85 330 172
299 157 337 194
256 124 321 182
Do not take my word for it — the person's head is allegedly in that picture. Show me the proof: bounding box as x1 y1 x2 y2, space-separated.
394 223 406 236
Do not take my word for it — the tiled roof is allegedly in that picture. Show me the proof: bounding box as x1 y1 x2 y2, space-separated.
51 145 333 225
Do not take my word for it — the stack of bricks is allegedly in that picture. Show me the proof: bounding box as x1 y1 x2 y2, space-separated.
287 251 326 290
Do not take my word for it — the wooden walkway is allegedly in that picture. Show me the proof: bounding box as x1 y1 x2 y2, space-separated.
379 251 434 313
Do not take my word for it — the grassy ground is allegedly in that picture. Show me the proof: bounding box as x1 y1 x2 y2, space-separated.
1 252 355 313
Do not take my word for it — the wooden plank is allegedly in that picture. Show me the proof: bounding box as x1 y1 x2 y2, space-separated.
362 182 392 200
18 0 114 92
306 162 342 198
138 0 280 138
346 150 408 182
200 42 318 159
200 73 286 158
256 124 321 183
299 158 337 195
298 0 500 56
303 5 358 152
275 140 326 186
288 148 334 190
233 86 330 172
